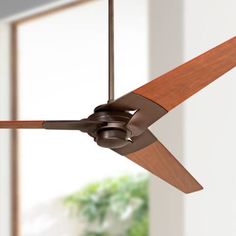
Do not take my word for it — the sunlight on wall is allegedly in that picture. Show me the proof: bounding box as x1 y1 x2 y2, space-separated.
17 0 149 235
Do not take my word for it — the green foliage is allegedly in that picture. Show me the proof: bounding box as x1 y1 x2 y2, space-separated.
127 213 148 236
64 174 149 236
83 231 108 236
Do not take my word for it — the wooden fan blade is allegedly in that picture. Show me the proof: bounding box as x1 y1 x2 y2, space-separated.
114 130 202 193
135 36 236 111
96 37 236 136
0 121 44 129
128 141 203 193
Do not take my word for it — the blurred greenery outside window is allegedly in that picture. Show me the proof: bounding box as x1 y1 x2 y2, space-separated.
64 174 149 236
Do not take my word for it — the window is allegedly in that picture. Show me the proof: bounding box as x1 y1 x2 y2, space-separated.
13 0 149 235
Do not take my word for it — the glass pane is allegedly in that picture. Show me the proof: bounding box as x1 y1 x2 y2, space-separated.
17 0 149 235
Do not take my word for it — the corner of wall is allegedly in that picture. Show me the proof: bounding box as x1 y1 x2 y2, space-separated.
148 0 186 235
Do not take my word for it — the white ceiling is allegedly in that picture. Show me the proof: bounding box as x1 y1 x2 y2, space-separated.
0 0 60 19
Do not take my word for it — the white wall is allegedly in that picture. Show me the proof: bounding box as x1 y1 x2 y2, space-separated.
148 1 185 235
149 0 236 236
184 0 236 235
0 24 12 236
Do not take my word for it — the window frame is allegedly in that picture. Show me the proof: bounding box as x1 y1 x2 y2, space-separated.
9 1 96 235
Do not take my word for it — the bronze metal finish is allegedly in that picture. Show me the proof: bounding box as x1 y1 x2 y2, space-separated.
96 92 168 136
88 111 132 148
43 120 106 132
108 0 115 103
113 129 157 155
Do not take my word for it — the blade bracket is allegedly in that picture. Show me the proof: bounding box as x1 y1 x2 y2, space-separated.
95 92 168 136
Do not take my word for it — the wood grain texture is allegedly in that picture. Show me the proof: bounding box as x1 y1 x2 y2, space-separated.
0 121 44 129
127 140 203 193
135 36 236 111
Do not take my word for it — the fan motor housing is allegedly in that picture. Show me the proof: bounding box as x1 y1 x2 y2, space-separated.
88 110 132 149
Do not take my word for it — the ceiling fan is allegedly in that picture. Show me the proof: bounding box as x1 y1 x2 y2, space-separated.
1 0 236 194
